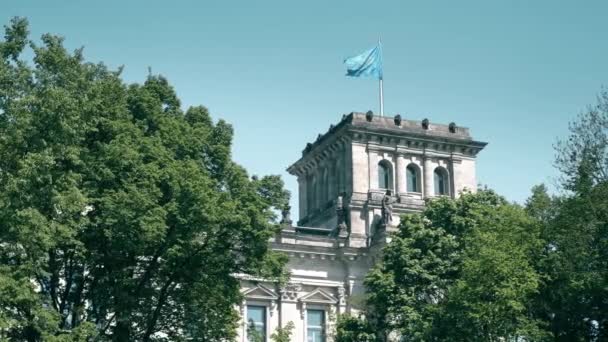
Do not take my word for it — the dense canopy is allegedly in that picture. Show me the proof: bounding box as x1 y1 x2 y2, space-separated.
0 17 289 341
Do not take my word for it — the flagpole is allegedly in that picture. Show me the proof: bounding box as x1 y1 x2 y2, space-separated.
379 78 384 116
379 36 384 116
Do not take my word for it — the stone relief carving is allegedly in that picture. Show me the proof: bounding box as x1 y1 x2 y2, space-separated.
280 282 301 301
337 285 346 305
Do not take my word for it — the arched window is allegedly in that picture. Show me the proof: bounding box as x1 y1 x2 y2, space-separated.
378 160 393 190
434 167 449 196
406 164 420 193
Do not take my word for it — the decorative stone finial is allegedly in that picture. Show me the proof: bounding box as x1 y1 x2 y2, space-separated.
365 110 374 122
449 122 457 133
280 205 292 225
304 143 313 153
422 118 430 130
394 114 402 126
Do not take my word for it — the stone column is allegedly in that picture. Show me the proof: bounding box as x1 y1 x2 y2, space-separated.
395 155 406 194
328 159 336 200
336 156 343 193
298 175 307 219
448 157 456 198
423 157 434 197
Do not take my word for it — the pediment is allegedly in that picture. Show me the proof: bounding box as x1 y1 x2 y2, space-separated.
298 288 337 304
242 284 278 300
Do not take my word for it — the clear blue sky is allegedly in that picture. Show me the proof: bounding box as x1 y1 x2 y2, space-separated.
3 0 608 219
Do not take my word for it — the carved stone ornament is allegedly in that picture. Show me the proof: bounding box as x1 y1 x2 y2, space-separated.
394 114 402 126
365 110 374 122
422 118 430 130
280 283 301 301
331 193 350 238
280 205 292 225
304 143 313 153
449 122 457 133
338 286 346 305
381 190 395 228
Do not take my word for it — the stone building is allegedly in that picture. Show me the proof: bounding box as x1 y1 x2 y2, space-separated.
237 112 486 342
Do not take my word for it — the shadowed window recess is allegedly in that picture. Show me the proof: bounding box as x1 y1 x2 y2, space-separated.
378 160 393 190
434 167 449 196
406 164 421 193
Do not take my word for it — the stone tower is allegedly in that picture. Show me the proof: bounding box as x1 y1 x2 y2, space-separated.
287 112 487 247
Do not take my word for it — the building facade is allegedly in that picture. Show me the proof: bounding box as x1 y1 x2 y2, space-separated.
237 112 486 341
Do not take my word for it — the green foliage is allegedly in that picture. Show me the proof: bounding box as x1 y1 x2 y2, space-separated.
335 315 376 342
555 90 608 192
530 90 608 340
0 17 289 341
246 321 264 342
359 190 545 341
538 182 608 341
270 321 295 342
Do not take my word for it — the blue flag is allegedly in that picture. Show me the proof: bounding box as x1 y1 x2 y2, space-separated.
344 43 383 80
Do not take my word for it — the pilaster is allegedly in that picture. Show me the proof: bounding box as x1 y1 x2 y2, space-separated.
298 176 307 219
423 156 434 197
395 154 406 194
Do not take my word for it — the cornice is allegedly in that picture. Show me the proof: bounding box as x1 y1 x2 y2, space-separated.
287 112 487 176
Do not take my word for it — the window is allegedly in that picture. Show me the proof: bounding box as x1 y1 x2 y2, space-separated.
406 164 420 193
247 305 266 342
307 309 325 342
378 160 393 190
434 167 449 196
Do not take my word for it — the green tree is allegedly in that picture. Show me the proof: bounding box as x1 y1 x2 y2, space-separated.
555 90 608 192
360 190 545 341
533 90 608 340
269 321 295 342
0 17 289 341
335 315 376 342
246 321 264 342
